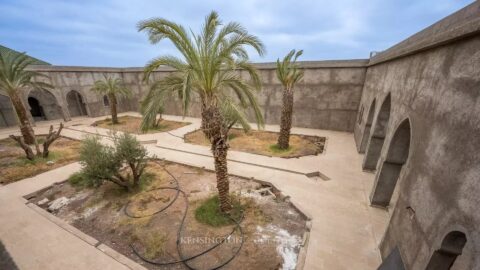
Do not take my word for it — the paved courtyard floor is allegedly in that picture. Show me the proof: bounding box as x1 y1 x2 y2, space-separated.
0 112 390 270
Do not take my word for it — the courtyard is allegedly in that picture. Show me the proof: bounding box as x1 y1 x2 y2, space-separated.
0 1 479 269
0 113 388 269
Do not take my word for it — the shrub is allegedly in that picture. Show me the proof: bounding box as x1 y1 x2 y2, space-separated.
68 172 91 187
79 133 148 191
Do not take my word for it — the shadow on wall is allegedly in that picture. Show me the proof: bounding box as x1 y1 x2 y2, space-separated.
426 231 467 270
66 90 88 117
0 240 19 270
0 94 16 127
363 93 391 171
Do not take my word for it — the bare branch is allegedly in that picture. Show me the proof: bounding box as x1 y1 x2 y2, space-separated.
9 135 35 160
42 123 64 158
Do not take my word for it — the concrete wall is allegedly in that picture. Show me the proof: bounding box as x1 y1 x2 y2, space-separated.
354 2 480 269
0 61 367 131
156 60 367 131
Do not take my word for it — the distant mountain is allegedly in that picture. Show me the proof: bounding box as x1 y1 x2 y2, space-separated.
0 45 50 65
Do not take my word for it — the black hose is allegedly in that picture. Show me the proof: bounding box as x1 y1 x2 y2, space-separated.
124 161 244 269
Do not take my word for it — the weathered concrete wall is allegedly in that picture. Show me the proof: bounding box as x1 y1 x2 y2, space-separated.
0 61 367 131
157 60 367 131
354 2 480 269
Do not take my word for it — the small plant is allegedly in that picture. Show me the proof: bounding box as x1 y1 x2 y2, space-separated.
269 144 293 154
68 172 90 187
140 82 166 133
195 195 243 227
78 133 149 191
131 230 167 260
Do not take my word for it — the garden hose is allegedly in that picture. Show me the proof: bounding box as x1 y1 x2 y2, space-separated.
123 161 245 270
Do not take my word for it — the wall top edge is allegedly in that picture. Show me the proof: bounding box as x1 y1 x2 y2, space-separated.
26 59 369 73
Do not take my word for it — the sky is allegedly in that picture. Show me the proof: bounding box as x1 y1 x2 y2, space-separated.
0 0 474 67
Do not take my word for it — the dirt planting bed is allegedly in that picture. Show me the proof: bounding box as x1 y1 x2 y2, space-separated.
185 128 326 158
28 161 308 270
0 136 81 184
92 116 190 134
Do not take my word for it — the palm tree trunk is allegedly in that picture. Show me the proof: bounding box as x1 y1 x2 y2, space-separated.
155 114 163 128
9 91 35 144
109 94 118 124
277 88 294 149
201 105 232 213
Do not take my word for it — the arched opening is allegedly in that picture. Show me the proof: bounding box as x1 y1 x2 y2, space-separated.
28 97 45 121
359 99 376 153
28 89 63 121
0 94 16 127
370 118 411 207
363 94 391 171
103 95 110 107
426 231 467 270
66 90 88 117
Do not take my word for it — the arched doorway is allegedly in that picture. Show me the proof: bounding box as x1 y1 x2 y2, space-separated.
370 119 411 207
28 89 63 121
426 231 467 270
363 94 391 171
66 90 88 117
359 99 376 153
28 97 45 121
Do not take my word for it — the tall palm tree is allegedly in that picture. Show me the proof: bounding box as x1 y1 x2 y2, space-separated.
0 51 53 144
276 49 304 149
91 75 131 124
138 11 265 212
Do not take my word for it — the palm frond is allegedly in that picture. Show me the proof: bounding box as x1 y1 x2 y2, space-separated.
276 49 304 90
139 11 266 133
0 50 53 95
90 75 131 98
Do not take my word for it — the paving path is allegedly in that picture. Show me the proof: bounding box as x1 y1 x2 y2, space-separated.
0 113 389 270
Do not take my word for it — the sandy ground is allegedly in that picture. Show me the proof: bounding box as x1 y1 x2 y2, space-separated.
0 136 81 184
185 128 325 158
93 116 190 134
29 161 307 270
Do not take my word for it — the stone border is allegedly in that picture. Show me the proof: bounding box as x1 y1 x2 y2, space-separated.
23 159 312 270
62 121 330 179
183 128 327 158
156 145 327 180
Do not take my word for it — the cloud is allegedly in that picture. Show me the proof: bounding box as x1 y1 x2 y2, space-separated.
0 0 473 66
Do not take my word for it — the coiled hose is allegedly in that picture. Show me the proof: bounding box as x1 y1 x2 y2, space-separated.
123 161 244 270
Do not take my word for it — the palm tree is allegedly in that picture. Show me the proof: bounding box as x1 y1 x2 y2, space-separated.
276 50 304 149
138 11 265 212
0 51 53 144
91 75 131 124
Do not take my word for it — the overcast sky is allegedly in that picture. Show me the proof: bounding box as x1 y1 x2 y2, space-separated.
0 0 474 67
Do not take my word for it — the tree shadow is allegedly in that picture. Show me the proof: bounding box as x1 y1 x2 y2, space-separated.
0 240 19 270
